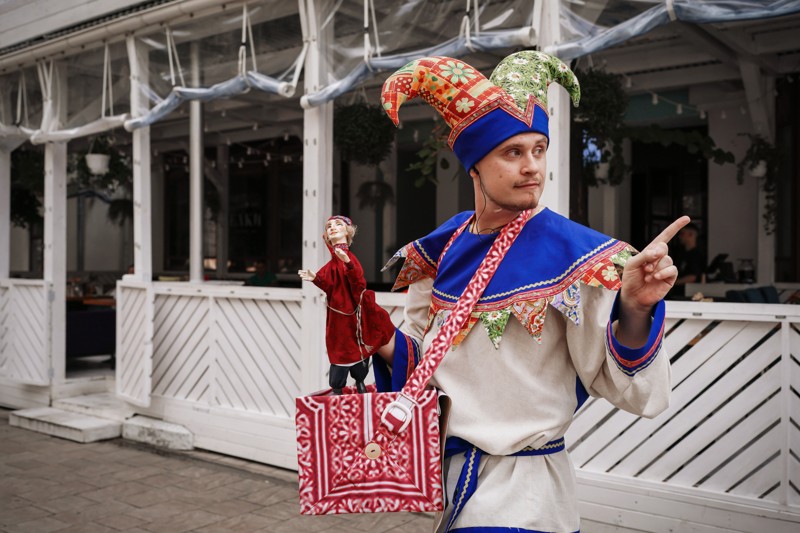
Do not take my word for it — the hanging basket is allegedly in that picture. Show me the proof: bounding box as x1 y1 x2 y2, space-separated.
749 159 767 178
85 153 111 175
594 162 610 180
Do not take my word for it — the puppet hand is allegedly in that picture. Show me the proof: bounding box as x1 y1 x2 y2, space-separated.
298 268 316 281
621 216 690 313
334 248 350 263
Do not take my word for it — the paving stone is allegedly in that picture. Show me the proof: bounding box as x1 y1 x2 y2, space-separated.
126 500 199 522
201 499 263 518
0 505 50 527
139 509 226 533
93 513 148 531
193 513 280 532
7 516 71 533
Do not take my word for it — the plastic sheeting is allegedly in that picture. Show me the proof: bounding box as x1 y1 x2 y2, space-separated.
125 72 295 130
549 0 800 61
126 0 307 130
303 0 538 107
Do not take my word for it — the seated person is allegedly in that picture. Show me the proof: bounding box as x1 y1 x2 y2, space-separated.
670 222 706 298
245 259 276 287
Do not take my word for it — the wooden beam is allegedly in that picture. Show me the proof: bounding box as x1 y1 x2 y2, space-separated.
739 60 773 141
628 63 740 93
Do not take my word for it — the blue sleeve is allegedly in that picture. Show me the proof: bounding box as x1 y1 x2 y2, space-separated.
605 293 666 376
373 329 421 392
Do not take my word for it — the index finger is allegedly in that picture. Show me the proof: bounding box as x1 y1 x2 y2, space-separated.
650 216 691 246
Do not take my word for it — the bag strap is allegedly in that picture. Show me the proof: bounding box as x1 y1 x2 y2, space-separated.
380 208 530 435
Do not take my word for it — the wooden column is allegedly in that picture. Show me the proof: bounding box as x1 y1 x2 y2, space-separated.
43 62 68 384
127 36 153 283
538 0 571 217
300 0 334 394
189 41 204 283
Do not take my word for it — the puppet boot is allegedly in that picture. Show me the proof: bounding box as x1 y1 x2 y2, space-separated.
356 380 367 394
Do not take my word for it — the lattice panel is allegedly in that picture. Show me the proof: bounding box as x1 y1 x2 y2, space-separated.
0 286 8 376
567 318 787 505
0 282 49 385
152 294 211 402
116 286 151 406
791 324 800 507
212 298 302 418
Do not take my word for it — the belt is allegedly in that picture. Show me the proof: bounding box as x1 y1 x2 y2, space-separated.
443 436 566 532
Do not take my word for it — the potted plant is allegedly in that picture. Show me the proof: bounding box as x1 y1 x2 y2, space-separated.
84 134 116 175
736 133 780 234
573 68 629 186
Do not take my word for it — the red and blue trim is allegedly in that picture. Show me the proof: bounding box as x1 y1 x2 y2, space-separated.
450 526 581 533
605 293 665 376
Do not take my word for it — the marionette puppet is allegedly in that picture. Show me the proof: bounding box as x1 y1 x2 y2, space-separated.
298 216 396 395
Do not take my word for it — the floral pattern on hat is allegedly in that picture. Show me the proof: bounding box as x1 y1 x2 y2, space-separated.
490 51 580 114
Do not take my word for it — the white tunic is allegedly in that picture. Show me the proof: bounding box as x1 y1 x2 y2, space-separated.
401 278 671 532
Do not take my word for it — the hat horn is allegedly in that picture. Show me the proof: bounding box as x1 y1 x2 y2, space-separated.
381 56 501 129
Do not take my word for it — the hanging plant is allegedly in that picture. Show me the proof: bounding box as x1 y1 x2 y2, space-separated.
573 68 629 186
407 117 450 187
333 102 396 166
70 133 133 225
736 133 780 234
73 133 131 192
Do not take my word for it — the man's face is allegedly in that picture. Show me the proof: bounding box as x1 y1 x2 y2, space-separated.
325 219 349 245
471 132 548 213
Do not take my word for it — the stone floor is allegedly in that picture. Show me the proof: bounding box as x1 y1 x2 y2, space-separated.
0 409 435 532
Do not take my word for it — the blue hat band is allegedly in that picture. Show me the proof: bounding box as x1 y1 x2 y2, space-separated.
452 105 549 172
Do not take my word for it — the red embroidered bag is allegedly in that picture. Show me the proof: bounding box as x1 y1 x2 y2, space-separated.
295 210 529 515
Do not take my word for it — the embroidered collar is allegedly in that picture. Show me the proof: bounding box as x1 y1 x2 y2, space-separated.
385 209 635 347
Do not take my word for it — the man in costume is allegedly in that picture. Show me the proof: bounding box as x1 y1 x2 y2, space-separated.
299 215 395 394
373 52 688 532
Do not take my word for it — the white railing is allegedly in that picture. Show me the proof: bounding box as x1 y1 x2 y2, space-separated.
113 283 800 528
0 279 50 386
570 300 800 531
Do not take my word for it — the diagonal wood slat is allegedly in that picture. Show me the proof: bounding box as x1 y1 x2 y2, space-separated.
152 295 210 401
0 282 49 385
116 286 152 406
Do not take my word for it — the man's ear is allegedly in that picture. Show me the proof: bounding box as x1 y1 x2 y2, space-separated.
469 167 481 180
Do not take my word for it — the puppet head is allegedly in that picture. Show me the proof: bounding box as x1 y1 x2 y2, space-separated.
323 215 357 247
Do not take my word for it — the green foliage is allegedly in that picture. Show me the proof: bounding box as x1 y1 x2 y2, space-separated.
10 146 44 228
406 118 449 187
736 133 780 234
334 103 396 166
574 68 735 187
72 134 132 193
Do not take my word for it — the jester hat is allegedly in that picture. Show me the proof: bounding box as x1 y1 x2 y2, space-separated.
381 51 580 172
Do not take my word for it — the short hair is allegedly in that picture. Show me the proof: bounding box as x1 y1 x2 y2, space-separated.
683 222 700 234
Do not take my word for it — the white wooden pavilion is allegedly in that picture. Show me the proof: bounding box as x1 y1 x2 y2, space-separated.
1 1 799 531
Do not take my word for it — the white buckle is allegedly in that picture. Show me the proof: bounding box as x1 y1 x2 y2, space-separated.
381 394 417 433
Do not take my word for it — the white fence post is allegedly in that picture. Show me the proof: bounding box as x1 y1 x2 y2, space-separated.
299 0 333 394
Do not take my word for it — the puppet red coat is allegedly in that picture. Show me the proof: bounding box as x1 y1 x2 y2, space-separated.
312 245 395 365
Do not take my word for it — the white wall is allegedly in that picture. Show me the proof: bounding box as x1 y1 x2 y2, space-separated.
81 196 131 271
708 107 758 270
